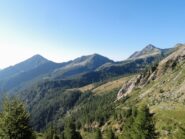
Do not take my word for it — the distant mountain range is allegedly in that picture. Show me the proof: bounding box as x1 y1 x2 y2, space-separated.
0 54 113 93
0 44 172 94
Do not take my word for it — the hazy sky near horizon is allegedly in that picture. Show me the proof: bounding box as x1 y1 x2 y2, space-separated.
0 0 185 69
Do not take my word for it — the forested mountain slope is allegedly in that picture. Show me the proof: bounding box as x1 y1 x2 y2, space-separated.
32 44 185 139
16 44 175 134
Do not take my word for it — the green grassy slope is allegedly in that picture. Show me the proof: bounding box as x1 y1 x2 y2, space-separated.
114 46 185 138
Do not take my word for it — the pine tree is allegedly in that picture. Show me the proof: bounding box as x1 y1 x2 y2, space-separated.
0 97 35 139
64 118 82 139
122 105 157 139
105 129 115 139
94 129 102 139
44 124 60 139
60 132 65 139
133 105 156 139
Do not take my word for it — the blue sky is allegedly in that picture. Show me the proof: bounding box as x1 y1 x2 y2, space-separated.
0 0 185 68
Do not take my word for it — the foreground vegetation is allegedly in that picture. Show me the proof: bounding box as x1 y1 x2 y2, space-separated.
0 97 35 139
0 97 158 139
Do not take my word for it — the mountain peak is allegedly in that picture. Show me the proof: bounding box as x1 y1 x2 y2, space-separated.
128 44 161 60
88 53 114 64
0 54 52 82
90 53 110 60
91 53 104 57
90 53 101 58
143 44 158 51
29 54 48 61
174 43 185 48
49 53 113 79
71 53 113 64
24 54 50 65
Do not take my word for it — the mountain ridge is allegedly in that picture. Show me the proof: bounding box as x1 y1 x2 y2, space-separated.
0 54 50 80
50 53 114 79
0 53 113 93
0 45 173 94
128 44 172 60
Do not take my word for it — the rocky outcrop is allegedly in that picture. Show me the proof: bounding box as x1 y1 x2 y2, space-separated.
117 77 137 100
117 44 185 100
156 45 185 76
